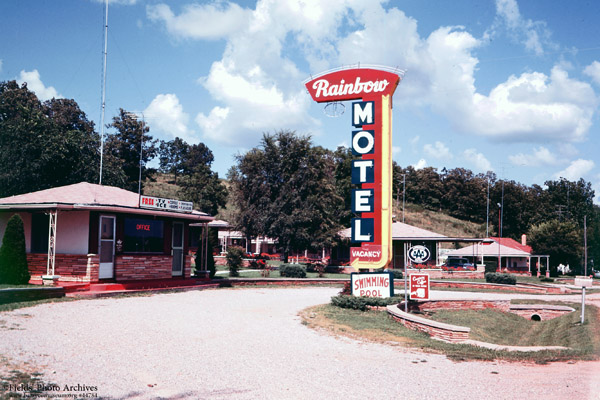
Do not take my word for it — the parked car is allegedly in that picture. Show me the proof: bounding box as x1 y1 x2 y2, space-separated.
442 257 475 271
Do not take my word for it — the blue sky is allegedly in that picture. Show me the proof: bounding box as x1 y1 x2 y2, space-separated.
1 0 599 203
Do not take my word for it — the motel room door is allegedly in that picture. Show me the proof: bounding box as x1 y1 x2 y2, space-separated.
172 222 184 276
99 215 116 279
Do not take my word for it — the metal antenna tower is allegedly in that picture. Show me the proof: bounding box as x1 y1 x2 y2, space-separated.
99 0 108 184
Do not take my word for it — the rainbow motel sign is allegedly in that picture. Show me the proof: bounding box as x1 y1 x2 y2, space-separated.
305 66 403 271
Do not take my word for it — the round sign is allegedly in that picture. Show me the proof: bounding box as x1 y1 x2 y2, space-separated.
407 245 431 263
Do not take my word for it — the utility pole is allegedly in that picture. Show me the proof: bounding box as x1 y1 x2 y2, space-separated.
402 174 406 223
486 177 490 237
584 215 588 276
124 111 146 198
500 180 504 238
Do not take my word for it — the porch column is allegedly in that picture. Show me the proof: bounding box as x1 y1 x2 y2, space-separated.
43 210 59 284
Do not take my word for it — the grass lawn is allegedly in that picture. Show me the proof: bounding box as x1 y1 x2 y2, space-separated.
301 300 600 363
0 284 36 289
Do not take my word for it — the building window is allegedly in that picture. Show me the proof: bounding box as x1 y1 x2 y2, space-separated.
123 218 164 253
31 213 49 253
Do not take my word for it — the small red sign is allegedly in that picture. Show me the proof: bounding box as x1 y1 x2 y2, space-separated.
350 244 382 263
409 273 430 300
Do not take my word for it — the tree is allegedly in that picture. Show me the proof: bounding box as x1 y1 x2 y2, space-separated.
158 137 188 184
104 109 158 192
586 205 600 274
541 178 595 227
0 214 30 284
331 146 358 228
177 142 228 216
228 131 343 262
0 81 99 196
226 246 244 277
528 219 582 275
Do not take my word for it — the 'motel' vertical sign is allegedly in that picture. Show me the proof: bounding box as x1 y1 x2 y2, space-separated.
305 67 402 270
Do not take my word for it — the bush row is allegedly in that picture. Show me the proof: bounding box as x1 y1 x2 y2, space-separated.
485 272 517 285
330 294 400 311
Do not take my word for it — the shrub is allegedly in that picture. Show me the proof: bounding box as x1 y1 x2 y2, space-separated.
484 261 498 274
0 214 30 284
485 272 517 285
330 294 399 311
279 264 306 278
339 281 352 295
226 246 245 277
539 276 554 283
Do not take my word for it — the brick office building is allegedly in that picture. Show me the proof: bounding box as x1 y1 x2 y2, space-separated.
0 182 213 283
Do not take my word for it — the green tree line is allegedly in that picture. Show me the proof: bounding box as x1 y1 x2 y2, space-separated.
1 80 597 272
0 80 226 215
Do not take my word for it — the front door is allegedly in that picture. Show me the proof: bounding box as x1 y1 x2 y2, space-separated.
172 222 184 276
99 215 115 279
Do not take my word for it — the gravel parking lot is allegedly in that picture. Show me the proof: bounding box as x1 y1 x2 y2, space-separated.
1 287 599 399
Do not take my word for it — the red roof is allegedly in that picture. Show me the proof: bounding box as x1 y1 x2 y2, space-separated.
490 237 532 254
0 182 212 221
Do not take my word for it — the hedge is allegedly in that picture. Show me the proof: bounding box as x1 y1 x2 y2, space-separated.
485 272 517 285
330 294 400 311
279 264 306 278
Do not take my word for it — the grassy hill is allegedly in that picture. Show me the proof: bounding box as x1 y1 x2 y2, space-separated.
144 173 487 239
397 203 487 238
143 173 180 200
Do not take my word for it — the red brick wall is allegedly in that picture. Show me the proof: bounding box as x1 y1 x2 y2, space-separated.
407 300 511 313
406 300 573 321
406 268 485 279
27 253 192 282
390 315 470 343
27 253 99 283
115 254 193 281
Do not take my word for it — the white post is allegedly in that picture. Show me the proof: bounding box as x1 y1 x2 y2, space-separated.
581 287 586 324
43 211 59 284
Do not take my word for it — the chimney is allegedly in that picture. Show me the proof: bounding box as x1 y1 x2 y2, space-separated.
521 234 527 246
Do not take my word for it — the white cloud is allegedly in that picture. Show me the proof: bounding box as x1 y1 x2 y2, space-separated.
0 59 3 73
17 70 61 101
423 141 451 160
491 0 555 55
148 1 597 149
144 94 194 142
413 159 427 170
508 146 559 167
462 149 493 173
392 146 401 156
195 61 316 145
458 66 597 142
147 2 251 40
554 159 595 181
594 174 600 205
584 61 600 85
